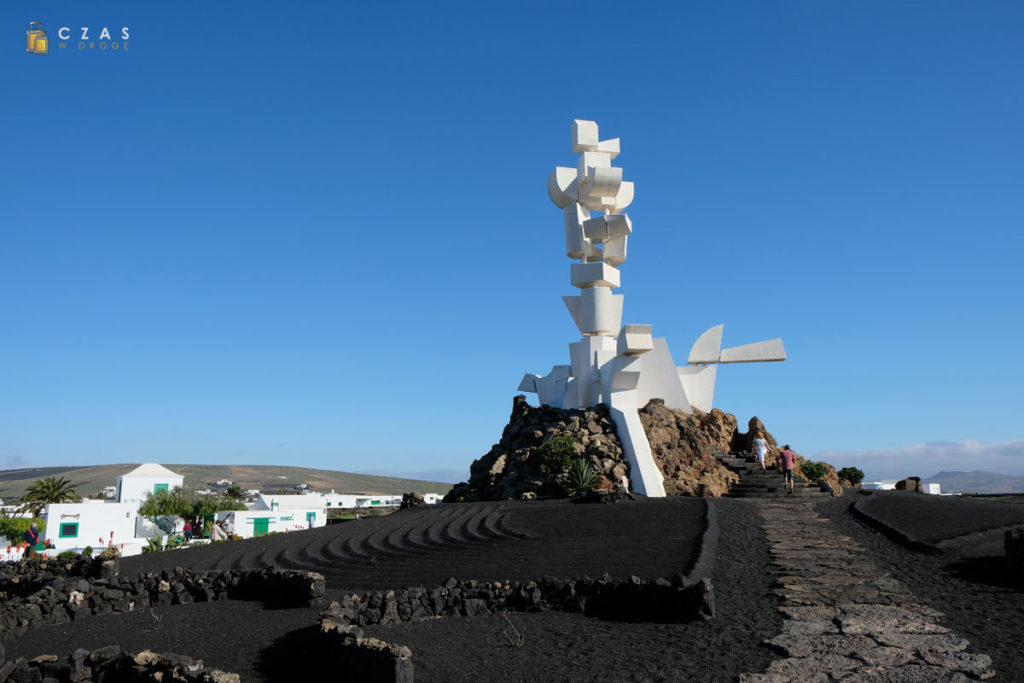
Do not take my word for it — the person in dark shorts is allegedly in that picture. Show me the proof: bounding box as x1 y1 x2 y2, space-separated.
780 445 796 493
183 521 193 543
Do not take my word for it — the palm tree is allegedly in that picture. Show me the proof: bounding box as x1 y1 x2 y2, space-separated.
20 476 82 516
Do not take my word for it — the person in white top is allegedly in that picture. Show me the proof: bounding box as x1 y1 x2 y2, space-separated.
752 432 770 472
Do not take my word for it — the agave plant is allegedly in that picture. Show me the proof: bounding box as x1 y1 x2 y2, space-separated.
564 458 598 497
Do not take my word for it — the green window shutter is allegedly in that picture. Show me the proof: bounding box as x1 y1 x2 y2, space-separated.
59 523 79 538
154 484 168 494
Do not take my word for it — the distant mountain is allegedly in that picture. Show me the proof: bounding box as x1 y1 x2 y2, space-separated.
0 463 452 503
925 471 1024 494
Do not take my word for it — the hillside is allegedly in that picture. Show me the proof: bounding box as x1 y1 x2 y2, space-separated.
0 464 452 503
925 470 1024 494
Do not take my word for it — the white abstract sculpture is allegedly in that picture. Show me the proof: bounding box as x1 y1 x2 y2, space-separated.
520 120 786 497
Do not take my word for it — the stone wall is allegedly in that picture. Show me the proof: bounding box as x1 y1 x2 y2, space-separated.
319 574 715 628
0 557 324 640
0 647 240 683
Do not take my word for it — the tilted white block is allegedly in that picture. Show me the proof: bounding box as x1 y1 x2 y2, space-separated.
563 203 591 259
630 337 691 412
577 152 612 190
517 374 540 392
585 165 621 196
571 262 620 288
719 338 787 363
603 234 627 267
562 295 584 334
612 181 634 212
547 167 579 208
583 213 631 245
582 241 604 263
616 324 654 357
677 364 717 413
569 335 617 408
572 119 599 152
596 138 620 159
687 325 724 364
600 356 667 497
582 216 610 243
581 287 623 336
536 365 571 408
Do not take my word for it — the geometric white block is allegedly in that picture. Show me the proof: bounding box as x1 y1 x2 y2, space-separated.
687 325 724 364
579 166 623 210
572 119 599 153
612 181 634 213
583 213 632 244
571 262 620 289
535 365 571 408
600 355 667 497
517 374 540 392
603 234 627 267
719 338 786 363
580 287 623 336
616 324 654 357
630 337 692 412
563 203 590 259
547 167 579 209
677 364 718 413
596 138 620 159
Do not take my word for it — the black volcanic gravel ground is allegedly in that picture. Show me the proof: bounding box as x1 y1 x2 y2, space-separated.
817 493 1024 682
115 497 708 591
11 493 1024 682
359 499 781 682
5 498 782 682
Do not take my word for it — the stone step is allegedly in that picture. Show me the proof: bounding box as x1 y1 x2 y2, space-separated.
725 489 829 499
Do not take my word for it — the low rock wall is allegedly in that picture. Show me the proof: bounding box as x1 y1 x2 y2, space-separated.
320 573 714 627
0 646 240 683
0 558 325 640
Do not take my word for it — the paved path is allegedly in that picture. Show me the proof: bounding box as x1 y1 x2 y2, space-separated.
741 498 996 682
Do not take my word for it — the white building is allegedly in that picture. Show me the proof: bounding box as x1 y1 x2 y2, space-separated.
117 463 184 506
31 463 187 558
44 502 142 554
319 490 441 510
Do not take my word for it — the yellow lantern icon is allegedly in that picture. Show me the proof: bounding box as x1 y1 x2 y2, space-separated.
27 21 48 54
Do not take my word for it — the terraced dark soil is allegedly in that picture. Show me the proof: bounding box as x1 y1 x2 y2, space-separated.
3 498 778 683
117 497 708 591
852 490 1024 546
818 494 1024 682
8 493 1024 682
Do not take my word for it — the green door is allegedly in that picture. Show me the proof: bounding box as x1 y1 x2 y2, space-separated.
253 518 270 537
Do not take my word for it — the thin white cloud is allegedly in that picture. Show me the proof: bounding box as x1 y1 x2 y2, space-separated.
814 440 1024 480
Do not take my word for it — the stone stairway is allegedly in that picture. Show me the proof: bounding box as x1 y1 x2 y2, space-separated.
714 449 831 499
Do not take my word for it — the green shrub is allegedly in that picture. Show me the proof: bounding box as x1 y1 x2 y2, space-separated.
81 545 93 558
0 517 45 544
535 435 578 475
839 467 865 485
800 461 829 480
56 550 79 561
564 458 598 497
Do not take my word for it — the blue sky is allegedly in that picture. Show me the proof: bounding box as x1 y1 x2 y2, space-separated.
2 1 1022 484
